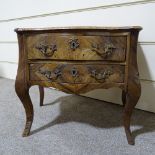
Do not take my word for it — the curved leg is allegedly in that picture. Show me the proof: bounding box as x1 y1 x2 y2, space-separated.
15 34 34 137
122 90 126 106
15 79 34 137
39 86 44 106
123 79 141 145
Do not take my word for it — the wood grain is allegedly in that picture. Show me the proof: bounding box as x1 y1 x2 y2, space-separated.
29 63 125 84
26 33 127 61
15 27 142 145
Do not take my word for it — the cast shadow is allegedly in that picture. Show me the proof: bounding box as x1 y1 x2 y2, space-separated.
31 44 155 142
31 94 155 142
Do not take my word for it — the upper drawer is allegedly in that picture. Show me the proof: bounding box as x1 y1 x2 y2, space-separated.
26 33 128 61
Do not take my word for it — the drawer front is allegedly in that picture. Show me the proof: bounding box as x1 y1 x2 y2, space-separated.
26 33 127 61
29 63 125 84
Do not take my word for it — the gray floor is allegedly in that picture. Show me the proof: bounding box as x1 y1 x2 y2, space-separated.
0 78 155 155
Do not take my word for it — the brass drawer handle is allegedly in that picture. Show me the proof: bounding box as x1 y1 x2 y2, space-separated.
69 38 80 51
35 43 57 57
38 65 64 81
92 43 116 58
39 69 61 81
104 43 116 55
88 67 113 82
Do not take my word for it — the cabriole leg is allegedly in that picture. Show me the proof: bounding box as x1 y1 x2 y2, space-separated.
123 79 141 145
122 90 126 106
39 86 44 106
15 79 34 137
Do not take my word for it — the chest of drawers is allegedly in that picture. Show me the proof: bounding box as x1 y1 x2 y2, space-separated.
15 26 142 145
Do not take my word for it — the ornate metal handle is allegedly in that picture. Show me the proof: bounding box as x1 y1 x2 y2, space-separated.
92 42 116 58
35 43 57 57
39 65 63 81
88 68 113 82
69 38 80 51
104 43 116 56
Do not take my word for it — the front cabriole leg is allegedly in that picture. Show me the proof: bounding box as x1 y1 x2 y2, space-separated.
15 79 34 137
15 33 34 137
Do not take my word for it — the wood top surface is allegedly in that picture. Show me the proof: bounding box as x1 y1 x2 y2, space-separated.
15 26 142 32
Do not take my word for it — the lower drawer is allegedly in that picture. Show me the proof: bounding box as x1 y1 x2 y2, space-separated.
29 62 125 84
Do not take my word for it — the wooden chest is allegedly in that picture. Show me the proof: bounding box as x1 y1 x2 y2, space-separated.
15 26 142 145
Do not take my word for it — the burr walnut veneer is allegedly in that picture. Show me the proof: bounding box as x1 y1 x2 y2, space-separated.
15 26 142 145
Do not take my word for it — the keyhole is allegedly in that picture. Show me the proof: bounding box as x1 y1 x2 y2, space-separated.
71 68 78 77
71 42 77 50
73 70 76 74
43 45 48 53
72 42 75 48
69 38 79 50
